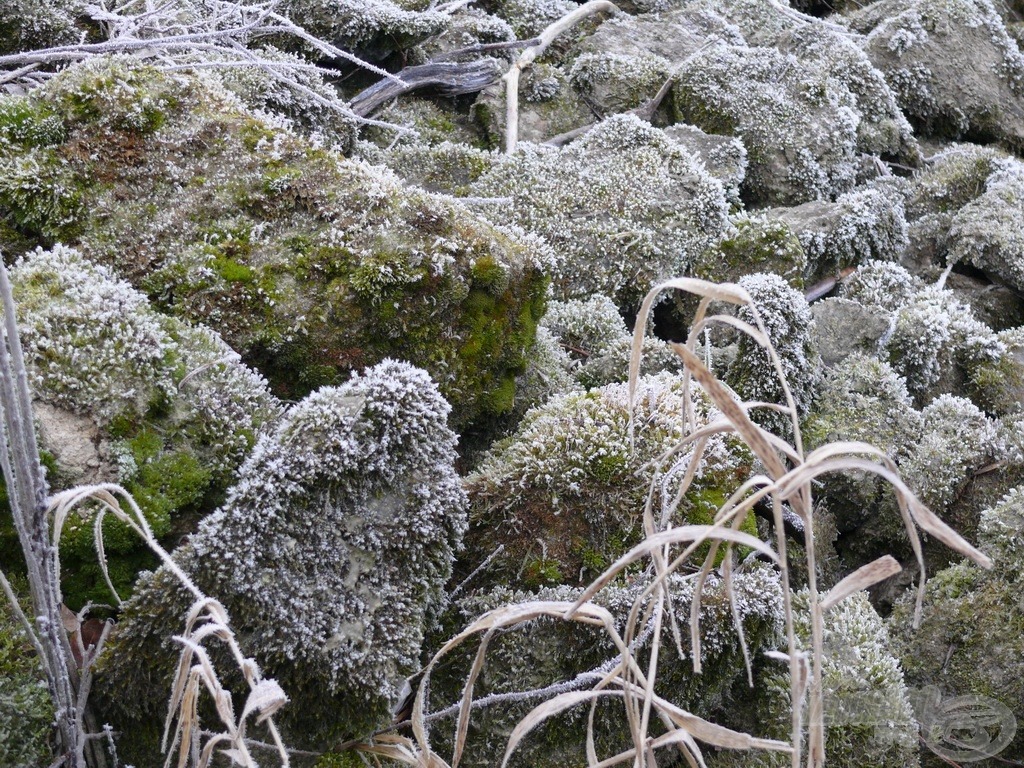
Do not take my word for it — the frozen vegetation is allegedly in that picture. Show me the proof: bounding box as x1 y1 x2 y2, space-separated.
1 0 1024 766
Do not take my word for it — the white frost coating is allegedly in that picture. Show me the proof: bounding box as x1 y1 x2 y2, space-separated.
132 359 470 741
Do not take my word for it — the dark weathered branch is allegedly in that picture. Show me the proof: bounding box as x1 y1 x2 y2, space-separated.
349 58 503 118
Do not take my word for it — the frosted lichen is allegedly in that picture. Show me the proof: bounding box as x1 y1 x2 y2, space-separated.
102 360 468 755
472 114 730 303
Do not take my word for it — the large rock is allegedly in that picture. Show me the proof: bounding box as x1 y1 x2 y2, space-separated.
100 360 468 757
0 58 551 428
853 0 1024 149
462 372 756 591
2 245 280 608
471 114 730 305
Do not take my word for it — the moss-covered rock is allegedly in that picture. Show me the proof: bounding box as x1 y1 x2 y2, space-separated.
765 181 909 282
462 372 756 591
0 57 551 429
99 360 468 759
889 486 1024 763
429 562 783 768
947 157 1024 294
2 245 280 608
803 354 923 568
853 0 1024 149
695 217 806 288
471 114 730 305
540 294 681 389
724 273 821 434
0 589 55 768
671 41 862 206
709 592 920 768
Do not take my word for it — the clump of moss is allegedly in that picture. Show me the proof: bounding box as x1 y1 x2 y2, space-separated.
711 591 920 768
0 585 55 768
5 244 280 607
462 372 756 591
101 360 468 758
471 114 730 305
429 562 782 768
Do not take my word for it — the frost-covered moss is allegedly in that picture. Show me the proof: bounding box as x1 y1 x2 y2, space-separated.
0 0 80 55
855 0 1024 148
725 273 820 433
4 245 280 608
889 486 1024 761
0 57 550 428
431 562 782 768
711 592 920 768
0 590 55 768
540 294 680 388
766 182 909 280
281 0 447 53
101 360 468 758
472 114 730 304
671 42 861 205
839 259 921 310
462 372 755 590
696 217 806 287
947 157 1024 294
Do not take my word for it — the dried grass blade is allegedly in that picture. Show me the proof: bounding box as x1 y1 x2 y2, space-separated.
501 690 624 768
819 556 902 612
566 526 777 615
669 344 787 479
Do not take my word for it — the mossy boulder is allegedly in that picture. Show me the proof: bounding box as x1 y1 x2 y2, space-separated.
889 486 1024 764
947 157 1024 294
671 42 861 206
471 114 730 305
99 360 468 759
709 592 920 768
694 217 806 288
461 372 757 592
1 245 280 608
0 57 551 429
853 0 1024 150
0 588 55 768
765 182 909 283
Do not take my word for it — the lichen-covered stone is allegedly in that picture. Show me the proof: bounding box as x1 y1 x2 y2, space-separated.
462 372 755 591
710 592 920 768
853 0 1024 149
100 360 468 758
471 114 730 304
0 57 552 429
